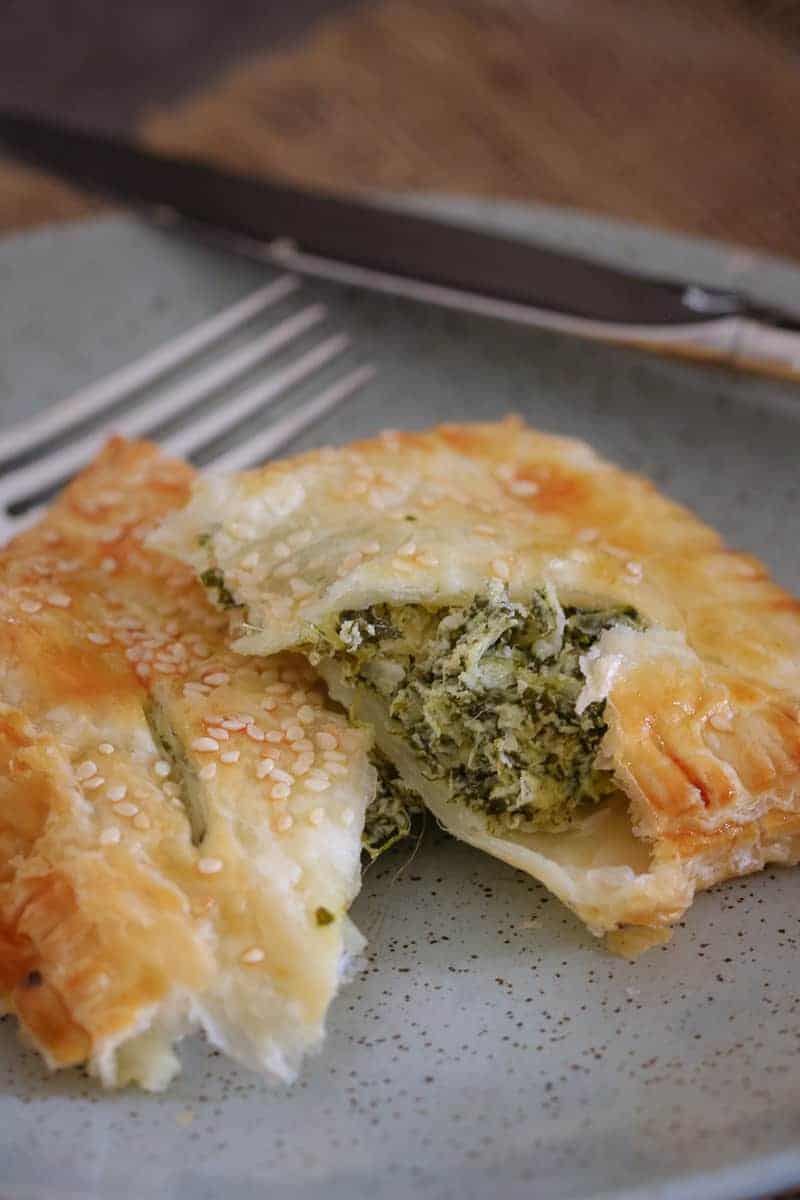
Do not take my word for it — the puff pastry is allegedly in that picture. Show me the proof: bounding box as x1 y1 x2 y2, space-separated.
0 439 374 1089
155 418 800 948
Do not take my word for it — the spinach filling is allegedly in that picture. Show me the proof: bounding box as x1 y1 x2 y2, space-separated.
329 585 642 835
364 751 424 861
144 701 208 845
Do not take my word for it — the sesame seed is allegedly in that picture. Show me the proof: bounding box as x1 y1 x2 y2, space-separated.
75 760 98 780
220 718 248 731
286 725 305 742
99 557 117 574
341 808 355 826
271 767 294 785
296 705 315 724
20 599 42 614
417 551 439 567
135 662 151 680
247 725 266 742
220 750 240 765
324 749 347 762
361 540 381 555
326 763 348 777
495 463 515 481
205 726 230 741
271 782 291 800
154 760 171 778
398 540 416 557
261 698 277 712
114 802 139 818
625 561 643 582
240 552 259 569
392 558 415 574
133 813 151 831
192 642 210 657
204 671 230 687
276 813 293 832
256 758 275 779
198 762 217 781
273 541 291 559
289 577 312 597
99 826 121 846
107 784 127 802
197 857 223 875
315 731 338 750
46 591 71 608
98 743 115 755
183 682 211 698
508 478 539 497
474 524 497 537
84 776 105 791
491 558 510 581
163 782 179 797
306 776 331 793
241 947 265 965
577 527 598 543
308 807 325 826
191 737 220 753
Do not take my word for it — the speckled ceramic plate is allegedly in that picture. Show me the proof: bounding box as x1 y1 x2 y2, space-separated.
1 202 799 1200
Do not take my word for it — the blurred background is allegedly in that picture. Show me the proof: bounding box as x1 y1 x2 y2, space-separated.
2 0 800 257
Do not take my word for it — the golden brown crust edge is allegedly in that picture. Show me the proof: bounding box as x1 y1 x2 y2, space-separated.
0 438 371 1086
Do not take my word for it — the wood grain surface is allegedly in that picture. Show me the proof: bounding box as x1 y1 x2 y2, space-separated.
2 0 800 261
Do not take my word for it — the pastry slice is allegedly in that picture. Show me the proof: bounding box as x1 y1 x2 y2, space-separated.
0 438 374 1090
154 418 800 950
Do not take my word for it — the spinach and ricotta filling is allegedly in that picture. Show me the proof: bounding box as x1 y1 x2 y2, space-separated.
324 584 642 835
363 751 424 861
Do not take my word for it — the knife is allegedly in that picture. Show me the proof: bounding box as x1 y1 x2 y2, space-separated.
3 109 800 380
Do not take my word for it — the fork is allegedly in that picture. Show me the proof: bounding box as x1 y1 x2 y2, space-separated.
0 274 374 544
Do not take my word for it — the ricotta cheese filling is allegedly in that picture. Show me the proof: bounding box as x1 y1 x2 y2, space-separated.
318 584 642 836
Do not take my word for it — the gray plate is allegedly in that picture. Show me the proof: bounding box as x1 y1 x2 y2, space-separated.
1 203 799 1200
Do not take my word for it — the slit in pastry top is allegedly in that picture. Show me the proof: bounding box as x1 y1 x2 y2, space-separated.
153 418 800 948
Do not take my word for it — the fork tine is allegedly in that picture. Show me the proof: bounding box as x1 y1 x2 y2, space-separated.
207 365 375 472
161 334 351 460
0 276 299 468
0 303 326 513
0 362 374 541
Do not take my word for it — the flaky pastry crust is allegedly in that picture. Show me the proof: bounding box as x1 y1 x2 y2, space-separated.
0 439 372 1088
155 418 800 944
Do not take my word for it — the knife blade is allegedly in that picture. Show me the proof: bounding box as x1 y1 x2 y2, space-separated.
3 109 800 379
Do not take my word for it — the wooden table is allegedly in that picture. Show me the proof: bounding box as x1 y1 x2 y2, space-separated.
2 0 800 263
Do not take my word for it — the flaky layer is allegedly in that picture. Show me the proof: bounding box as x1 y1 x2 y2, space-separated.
0 439 372 1088
155 419 800 941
